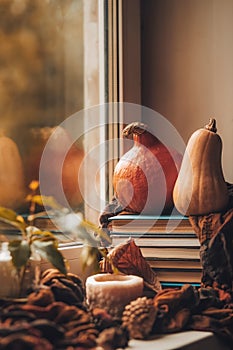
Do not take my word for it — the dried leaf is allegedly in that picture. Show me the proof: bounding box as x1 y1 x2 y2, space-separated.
104 239 162 293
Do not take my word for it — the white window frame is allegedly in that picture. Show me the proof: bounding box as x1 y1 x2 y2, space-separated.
107 0 141 198
83 0 141 223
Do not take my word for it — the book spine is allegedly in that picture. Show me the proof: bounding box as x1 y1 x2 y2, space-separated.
111 226 194 233
161 282 201 288
110 232 197 238
140 247 200 259
153 269 202 283
110 237 200 247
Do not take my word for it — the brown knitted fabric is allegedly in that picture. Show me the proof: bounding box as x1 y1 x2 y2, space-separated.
189 187 233 289
152 283 233 347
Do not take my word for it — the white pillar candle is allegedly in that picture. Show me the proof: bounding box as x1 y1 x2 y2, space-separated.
86 273 144 318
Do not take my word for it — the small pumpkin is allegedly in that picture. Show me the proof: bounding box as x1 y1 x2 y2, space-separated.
113 122 182 214
173 118 229 216
0 132 26 210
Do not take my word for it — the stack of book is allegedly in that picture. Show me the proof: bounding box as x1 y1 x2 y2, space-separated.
108 214 202 287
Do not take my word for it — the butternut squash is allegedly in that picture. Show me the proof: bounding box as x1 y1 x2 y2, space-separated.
173 118 229 216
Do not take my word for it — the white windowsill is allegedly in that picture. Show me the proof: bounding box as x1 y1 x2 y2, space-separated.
128 330 230 350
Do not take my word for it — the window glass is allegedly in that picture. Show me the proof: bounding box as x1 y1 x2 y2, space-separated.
0 0 86 243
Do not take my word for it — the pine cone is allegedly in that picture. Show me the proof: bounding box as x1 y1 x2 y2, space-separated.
122 297 157 339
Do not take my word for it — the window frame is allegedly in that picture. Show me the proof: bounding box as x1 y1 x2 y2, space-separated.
83 0 141 221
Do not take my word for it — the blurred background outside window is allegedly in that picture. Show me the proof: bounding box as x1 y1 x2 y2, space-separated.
0 0 107 242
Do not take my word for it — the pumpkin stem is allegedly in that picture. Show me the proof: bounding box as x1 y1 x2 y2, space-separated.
205 118 217 133
122 122 148 139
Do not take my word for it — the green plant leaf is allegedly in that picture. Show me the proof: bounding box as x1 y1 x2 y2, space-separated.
8 240 31 269
0 207 18 221
0 207 26 233
32 240 67 275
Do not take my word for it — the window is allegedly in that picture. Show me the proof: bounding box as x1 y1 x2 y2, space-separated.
0 0 106 244
0 0 142 239
0 0 85 217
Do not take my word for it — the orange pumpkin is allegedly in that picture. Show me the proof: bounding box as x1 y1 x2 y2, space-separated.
113 122 182 214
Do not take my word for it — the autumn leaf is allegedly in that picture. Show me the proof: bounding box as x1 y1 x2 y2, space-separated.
103 239 162 293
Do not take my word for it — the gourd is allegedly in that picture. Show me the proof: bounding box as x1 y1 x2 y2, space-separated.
113 122 182 214
173 118 229 216
0 133 26 210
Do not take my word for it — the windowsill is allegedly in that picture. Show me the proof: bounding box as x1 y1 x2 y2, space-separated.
128 330 230 350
